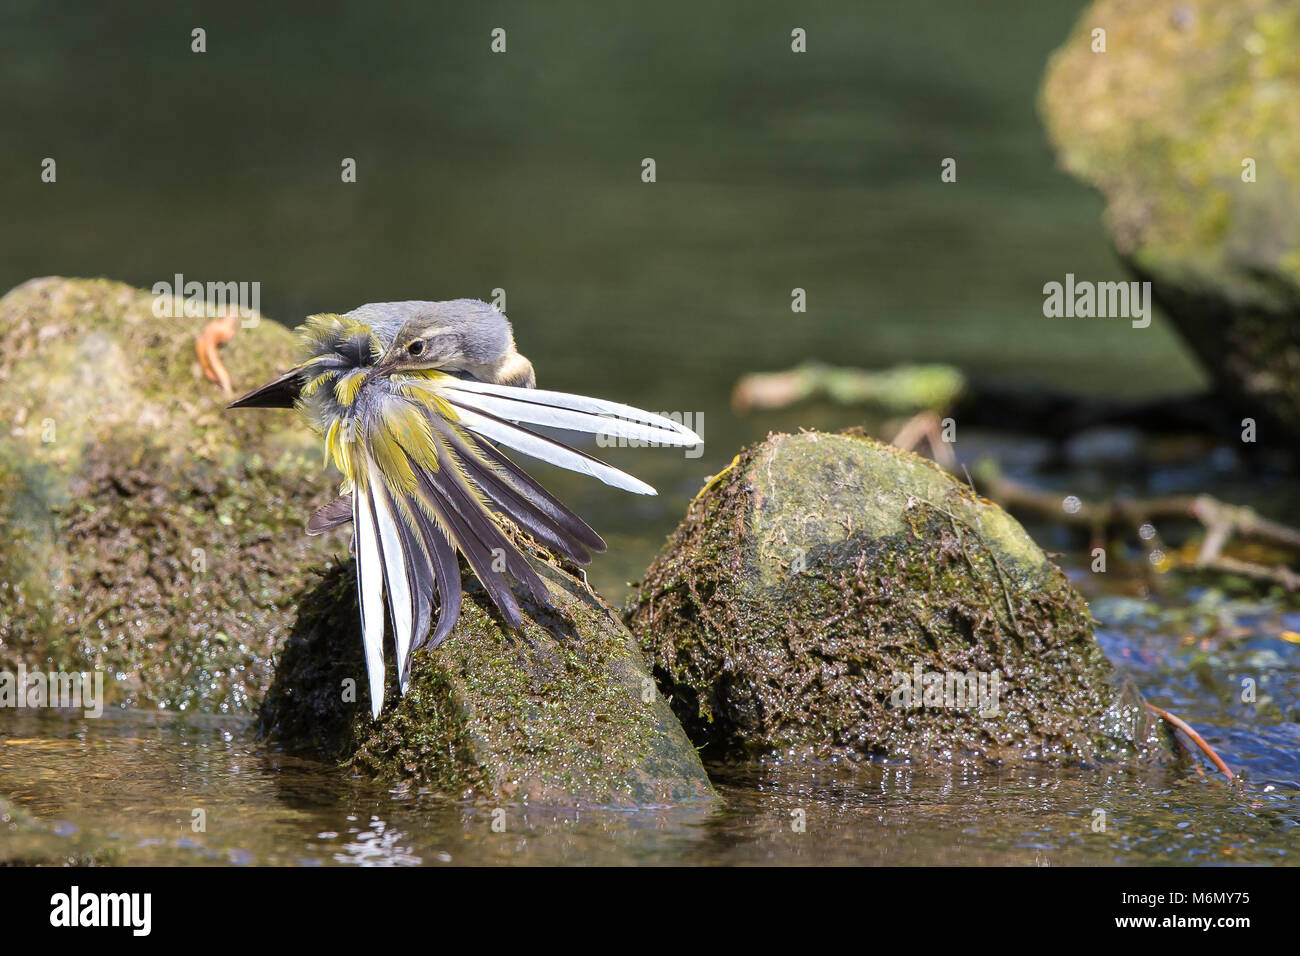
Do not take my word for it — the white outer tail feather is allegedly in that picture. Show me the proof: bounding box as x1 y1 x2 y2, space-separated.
452 405 659 495
371 481 415 693
440 378 703 445
353 486 388 719
448 391 695 448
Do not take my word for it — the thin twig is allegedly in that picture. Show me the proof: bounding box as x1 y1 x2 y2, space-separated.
971 461 1300 589
976 465 1300 553
891 411 956 469
1199 556 1300 591
1145 702 1235 782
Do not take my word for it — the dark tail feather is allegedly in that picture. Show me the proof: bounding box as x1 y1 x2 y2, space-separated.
407 504 462 652
437 466 551 606
461 431 607 554
458 449 594 564
386 493 435 675
399 423 551 616
410 460 525 629
227 369 303 409
428 415 595 564
426 456 550 613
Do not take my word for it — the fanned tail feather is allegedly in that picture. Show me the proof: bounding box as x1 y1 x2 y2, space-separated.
388 500 434 667
408 431 549 621
439 379 702 445
369 480 416 692
443 389 696 447
462 431 607 555
403 375 704 496
336 374 703 716
352 486 388 719
351 410 569 700
447 403 660 495
431 416 604 563
406 501 460 653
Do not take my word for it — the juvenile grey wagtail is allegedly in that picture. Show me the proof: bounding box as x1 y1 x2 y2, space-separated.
229 300 701 718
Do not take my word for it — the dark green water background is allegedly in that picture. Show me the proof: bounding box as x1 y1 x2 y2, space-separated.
2 2 1294 865
1 0 1209 589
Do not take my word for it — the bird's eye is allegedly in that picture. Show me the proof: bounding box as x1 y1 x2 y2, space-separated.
407 339 425 357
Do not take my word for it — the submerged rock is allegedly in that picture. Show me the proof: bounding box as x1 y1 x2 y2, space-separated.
0 277 337 712
261 548 717 808
0 794 117 865
625 431 1168 764
1040 0 1300 445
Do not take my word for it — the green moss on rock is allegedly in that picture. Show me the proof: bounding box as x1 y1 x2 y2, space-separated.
0 277 338 712
1040 0 1300 441
625 431 1170 764
261 543 717 808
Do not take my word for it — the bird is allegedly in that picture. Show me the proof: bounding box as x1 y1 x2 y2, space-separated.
228 300 701 718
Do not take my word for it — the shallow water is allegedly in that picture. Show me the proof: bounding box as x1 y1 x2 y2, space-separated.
3 531 1297 867
1 703 1293 866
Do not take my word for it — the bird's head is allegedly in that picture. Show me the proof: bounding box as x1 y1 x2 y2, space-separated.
368 300 536 387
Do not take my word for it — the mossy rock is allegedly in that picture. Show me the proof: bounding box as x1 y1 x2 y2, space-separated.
625 431 1170 764
260 550 717 808
1040 0 1300 443
0 277 337 712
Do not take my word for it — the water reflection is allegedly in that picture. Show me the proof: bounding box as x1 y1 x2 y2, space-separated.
0 706 1292 866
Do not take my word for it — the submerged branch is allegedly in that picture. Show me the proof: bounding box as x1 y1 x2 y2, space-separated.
1145 703 1236 783
969 462 1300 589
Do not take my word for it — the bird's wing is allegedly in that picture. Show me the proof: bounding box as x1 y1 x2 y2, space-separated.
398 377 701 496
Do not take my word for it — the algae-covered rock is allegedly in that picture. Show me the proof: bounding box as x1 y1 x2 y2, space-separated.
261 548 717 808
1040 0 1300 443
0 277 337 712
625 431 1167 764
